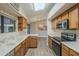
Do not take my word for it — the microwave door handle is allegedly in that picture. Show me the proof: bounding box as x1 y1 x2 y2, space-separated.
62 23 64 28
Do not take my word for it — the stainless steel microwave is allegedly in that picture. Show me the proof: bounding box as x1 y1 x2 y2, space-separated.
57 19 69 29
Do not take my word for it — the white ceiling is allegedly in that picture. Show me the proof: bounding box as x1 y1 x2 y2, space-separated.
19 3 55 23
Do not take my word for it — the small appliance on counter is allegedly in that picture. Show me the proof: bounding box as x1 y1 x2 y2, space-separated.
61 32 76 41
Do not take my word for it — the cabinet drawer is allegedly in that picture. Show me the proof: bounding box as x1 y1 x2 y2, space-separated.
70 49 79 56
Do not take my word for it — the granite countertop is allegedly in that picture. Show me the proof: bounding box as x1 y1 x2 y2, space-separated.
48 34 79 53
0 33 38 56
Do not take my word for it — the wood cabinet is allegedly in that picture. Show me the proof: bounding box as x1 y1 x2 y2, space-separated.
20 40 26 56
61 44 70 56
27 36 37 48
62 12 69 20
58 16 62 21
14 40 26 56
14 44 21 56
14 36 38 56
18 17 27 31
25 39 29 52
52 18 58 29
51 4 79 30
48 36 52 49
69 5 79 29
61 44 79 56
69 49 79 56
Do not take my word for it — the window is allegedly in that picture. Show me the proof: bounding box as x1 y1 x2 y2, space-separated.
34 3 45 11
0 15 16 33
0 16 1 33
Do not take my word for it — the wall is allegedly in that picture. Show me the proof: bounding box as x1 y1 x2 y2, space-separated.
30 20 47 37
47 19 63 37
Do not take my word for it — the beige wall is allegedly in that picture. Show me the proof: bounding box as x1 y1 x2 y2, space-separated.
30 20 47 37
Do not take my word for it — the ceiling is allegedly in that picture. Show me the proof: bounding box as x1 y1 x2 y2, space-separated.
19 3 55 23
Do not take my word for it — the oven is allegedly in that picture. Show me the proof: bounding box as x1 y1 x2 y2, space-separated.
52 37 61 56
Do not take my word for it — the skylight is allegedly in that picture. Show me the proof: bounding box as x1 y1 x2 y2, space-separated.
34 3 45 11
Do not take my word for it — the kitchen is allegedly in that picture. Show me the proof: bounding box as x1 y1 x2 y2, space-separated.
0 3 79 56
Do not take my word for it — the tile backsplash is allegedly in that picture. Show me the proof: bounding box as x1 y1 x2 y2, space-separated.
50 29 79 41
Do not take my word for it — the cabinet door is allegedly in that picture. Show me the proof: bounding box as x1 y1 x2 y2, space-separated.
26 37 31 48
25 39 29 52
52 18 57 29
61 44 70 56
62 12 69 20
20 41 26 56
30 36 37 48
48 36 52 49
69 49 79 56
14 44 21 56
58 16 62 21
69 8 79 29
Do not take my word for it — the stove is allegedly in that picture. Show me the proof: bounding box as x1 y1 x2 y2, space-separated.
51 33 76 56
52 36 61 56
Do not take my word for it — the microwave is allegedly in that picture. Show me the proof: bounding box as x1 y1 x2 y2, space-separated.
57 19 69 29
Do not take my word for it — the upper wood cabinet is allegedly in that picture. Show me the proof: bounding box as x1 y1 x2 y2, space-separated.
69 5 79 29
58 16 62 21
62 12 69 20
52 18 58 29
18 17 27 31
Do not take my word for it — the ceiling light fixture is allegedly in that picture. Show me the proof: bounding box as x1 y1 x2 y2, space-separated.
34 3 45 11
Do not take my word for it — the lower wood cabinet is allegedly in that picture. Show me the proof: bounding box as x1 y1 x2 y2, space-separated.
14 36 38 56
14 44 22 56
69 49 79 56
20 40 26 56
61 44 79 56
27 36 37 48
48 36 52 49
61 44 70 56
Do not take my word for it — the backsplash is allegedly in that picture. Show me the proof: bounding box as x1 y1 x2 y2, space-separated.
50 29 79 41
